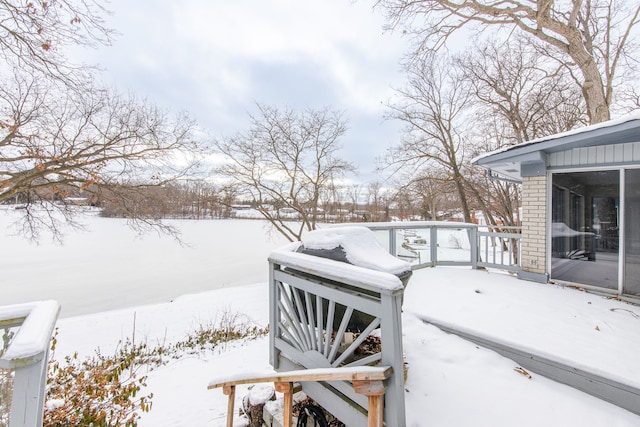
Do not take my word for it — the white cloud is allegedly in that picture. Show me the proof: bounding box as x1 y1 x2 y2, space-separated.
72 0 408 181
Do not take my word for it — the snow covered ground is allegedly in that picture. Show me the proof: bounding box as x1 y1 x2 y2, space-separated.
3 213 640 426
49 269 640 427
1 209 288 317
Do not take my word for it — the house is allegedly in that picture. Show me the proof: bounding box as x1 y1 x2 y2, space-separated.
472 113 640 300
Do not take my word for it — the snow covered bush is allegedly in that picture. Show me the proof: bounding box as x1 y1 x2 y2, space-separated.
44 331 157 427
43 311 268 427
176 311 268 354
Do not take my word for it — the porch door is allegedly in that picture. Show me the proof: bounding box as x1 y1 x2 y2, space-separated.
624 169 640 296
551 171 619 289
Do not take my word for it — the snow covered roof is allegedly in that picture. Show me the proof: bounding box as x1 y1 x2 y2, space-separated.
472 112 640 182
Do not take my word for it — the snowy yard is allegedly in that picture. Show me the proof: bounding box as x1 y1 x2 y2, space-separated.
1 210 288 317
3 214 640 426
49 267 640 426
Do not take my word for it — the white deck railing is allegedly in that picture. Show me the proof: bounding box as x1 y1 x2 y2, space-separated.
476 225 521 271
336 221 521 272
0 300 60 427
269 246 406 427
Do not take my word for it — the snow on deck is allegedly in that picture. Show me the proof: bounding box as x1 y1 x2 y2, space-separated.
405 267 640 389
51 267 640 426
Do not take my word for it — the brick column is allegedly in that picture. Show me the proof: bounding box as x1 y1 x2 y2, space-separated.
519 175 548 282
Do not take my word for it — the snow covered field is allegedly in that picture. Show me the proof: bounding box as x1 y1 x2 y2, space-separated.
3 212 640 426
1 209 288 317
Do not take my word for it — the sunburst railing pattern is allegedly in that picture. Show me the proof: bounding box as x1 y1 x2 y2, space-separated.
269 248 406 427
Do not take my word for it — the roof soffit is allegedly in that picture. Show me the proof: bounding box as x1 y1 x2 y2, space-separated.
474 116 640 167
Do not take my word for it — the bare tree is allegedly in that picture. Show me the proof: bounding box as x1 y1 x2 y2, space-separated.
458 38 587 144
391 186 416 220
458 39 586 228
1 72 202 240
346 183 363 220
219 184 238 219
377 0 640 123
455 38 585 229
0 1 204 240
385 54 475 222
0 0 112 86
408 171 453 220
366 181 384 221
214 105 355 242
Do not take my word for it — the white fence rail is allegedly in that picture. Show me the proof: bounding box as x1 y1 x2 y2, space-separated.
0 301 60 427
269 247 406 427
336 221 521 272
476 226 521 271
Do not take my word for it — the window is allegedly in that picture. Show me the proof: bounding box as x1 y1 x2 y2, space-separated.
624 169 640 296
551 171 619 290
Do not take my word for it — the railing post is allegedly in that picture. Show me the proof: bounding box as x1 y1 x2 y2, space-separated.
10 357 49 427
1 300 60 427
470 226 478 269
269 262 280 369
430 226 438 266
380 291 406 427
389 228 396 256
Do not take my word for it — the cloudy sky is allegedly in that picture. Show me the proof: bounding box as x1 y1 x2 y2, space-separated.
77 0 411 183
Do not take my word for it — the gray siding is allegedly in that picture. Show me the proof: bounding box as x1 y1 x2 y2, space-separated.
549 141 640 167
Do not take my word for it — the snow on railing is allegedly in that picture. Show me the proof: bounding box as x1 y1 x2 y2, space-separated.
0 300 60 427
337 221 521 272
337 221 479 269
269 243 407 427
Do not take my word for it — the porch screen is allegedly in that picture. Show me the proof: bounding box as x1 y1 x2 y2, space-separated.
551 171 619 290
624 169 640 296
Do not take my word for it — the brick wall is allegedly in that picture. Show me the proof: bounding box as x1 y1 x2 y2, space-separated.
521 175 547 274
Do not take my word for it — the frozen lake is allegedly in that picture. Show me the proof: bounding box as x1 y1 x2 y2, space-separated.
1 209 288 317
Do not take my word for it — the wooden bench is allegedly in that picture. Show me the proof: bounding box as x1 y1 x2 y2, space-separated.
208 366 392 427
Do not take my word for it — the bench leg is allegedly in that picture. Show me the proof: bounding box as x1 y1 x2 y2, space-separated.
368 395 384 427
275 381 294 427
222 385 236 427
353 379 386 427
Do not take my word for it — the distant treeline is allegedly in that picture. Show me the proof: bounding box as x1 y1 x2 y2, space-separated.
4 180 467 223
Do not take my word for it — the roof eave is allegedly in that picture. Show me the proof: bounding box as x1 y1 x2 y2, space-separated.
472 114 640 179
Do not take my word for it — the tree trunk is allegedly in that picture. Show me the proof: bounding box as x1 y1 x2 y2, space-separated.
453 174 472 223
565 33 610 124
